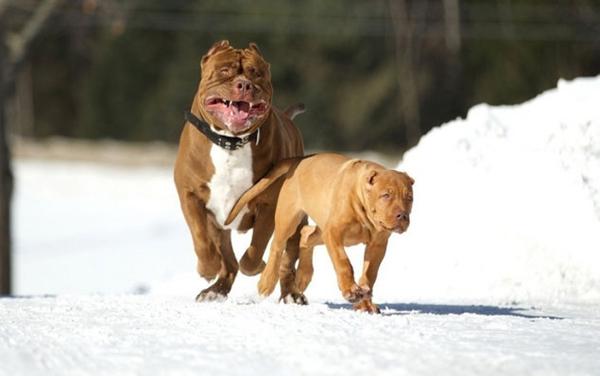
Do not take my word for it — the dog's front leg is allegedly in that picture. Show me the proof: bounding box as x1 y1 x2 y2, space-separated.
179 192 222 282
354 234 389 313
197 228 239 300
196 226 240 302
323 228 370 303
358 234 389 291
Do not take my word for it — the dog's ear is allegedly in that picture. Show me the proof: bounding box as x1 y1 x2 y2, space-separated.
402 172 415 186
201 40 231 66
248 42 261 54
245 42 270 79
396 171 414 186
366 170 378 186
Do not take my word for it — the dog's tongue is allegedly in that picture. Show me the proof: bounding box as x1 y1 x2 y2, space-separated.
232 101 250 113
230 101 250 123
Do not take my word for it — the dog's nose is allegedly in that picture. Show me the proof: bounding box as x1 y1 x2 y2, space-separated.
396 211 409 222
234 79 253 95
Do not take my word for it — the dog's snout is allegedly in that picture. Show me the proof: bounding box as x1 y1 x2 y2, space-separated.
234 79 253 95
396 211 409 221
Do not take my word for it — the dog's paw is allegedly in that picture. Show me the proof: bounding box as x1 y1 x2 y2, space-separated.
195 289 227 303
195 275 235 302
353 299 381 314
342 284 371 303
294 269 313 292
239 250 266 276
257 276 277 298
280 292 309 305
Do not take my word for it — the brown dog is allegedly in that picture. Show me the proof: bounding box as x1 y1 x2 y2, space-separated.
226 153 414 313
174 40 305 301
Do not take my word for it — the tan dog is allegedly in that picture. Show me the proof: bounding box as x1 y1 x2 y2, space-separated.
174 40 305 301
226 153 414 313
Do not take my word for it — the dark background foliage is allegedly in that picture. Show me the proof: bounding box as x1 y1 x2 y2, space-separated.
6 0 600 153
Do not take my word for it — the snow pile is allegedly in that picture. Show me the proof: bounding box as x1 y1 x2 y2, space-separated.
385 76 600 304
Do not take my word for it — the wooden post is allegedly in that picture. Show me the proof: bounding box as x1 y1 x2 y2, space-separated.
0 26 13 295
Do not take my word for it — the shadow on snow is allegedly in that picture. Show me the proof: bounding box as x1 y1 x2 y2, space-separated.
0 295 563 320
325 302 563 320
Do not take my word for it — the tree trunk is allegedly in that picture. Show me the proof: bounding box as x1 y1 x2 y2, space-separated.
389 0 422 147
443 0 461 53
7 62 35 137
0 0 63 295
0 28 13 295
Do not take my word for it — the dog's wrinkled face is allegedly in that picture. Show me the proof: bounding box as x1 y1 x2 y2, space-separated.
364 169 414 234
197 40 273 135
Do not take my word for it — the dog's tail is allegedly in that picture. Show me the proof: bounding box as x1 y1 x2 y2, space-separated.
225 158 297 226
283 103 306 120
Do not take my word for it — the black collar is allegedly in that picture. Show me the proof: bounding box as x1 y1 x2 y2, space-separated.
184 110 257 151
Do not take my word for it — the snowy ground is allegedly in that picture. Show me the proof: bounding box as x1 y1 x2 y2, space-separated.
2 76 600 375
2 296 599 376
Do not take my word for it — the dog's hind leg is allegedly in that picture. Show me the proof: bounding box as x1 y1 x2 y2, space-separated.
295 225 321 292
257 207 304 298
239 203 273 276
278 216 309 304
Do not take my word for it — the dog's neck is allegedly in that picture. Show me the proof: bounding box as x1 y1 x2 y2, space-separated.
184 110 257 151
348 163 379 234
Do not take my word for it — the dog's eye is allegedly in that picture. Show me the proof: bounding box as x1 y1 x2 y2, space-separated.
219 67 232 75
247 67 262 78
380 193 391 200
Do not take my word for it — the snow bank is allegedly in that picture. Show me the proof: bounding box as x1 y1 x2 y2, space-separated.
385 76 600 304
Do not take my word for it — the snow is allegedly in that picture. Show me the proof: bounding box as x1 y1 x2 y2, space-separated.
3 76 600 375
389 76 600 305
2 296 599 376
11 160 194 295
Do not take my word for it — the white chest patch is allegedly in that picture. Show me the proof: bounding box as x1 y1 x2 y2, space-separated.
206 143 253 230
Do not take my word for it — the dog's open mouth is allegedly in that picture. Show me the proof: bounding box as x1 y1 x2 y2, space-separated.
205 97 269 133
